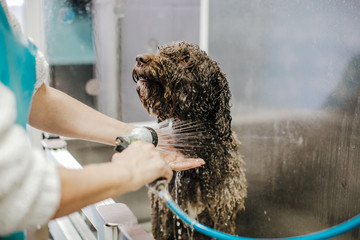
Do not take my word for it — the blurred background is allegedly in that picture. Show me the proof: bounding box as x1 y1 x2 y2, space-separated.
8 0 360 239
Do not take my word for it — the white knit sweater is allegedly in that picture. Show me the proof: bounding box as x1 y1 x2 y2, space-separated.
0 0 60 236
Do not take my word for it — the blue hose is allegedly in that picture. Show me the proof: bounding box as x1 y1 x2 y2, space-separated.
166 198 360 240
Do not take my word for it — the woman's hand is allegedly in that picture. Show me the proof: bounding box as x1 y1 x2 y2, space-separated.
111 141 173 192
162 151 205 171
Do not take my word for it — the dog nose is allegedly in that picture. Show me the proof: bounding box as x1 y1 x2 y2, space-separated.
136 54 151 66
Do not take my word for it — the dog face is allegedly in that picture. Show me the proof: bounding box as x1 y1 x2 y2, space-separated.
132 41 232 140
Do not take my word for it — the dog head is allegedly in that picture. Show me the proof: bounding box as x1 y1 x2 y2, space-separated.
132 41 232 140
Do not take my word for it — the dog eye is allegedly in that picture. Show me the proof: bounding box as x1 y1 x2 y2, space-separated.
182 56 190 63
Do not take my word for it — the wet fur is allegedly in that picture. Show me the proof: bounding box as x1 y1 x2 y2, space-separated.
133 41 247 239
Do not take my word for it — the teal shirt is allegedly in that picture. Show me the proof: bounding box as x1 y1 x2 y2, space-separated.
0 2 37 129
0 3 38 240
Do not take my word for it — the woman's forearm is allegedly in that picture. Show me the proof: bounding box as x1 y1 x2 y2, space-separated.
29 84 134 145
53 163 131 218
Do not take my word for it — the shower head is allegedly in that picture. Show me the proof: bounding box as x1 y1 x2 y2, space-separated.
114 126 158 152
114 118 209 158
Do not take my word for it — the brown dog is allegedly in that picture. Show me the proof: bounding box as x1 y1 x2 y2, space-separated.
132 41 247 240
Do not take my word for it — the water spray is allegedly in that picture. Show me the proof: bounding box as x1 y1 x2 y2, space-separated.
114 119 360 240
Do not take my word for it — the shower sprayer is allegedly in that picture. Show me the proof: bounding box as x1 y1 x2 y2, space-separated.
114 126 158 152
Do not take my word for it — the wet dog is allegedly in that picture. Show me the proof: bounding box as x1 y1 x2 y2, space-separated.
132 41 247 239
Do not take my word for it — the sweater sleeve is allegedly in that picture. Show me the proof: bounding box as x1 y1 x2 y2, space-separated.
0 83 61 236
34 51 50 90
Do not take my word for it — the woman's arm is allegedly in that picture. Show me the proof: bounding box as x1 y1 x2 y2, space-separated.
29 84 133 146
29 84 205 170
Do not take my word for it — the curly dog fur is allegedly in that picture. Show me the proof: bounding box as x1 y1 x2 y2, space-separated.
132 41 247 239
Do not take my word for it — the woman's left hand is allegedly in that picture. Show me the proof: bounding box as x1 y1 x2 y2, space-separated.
161 151 205 171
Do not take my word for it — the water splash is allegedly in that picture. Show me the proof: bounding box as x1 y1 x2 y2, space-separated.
174 170 184 240
174 171 183 204
154 118 209 156
153 118 206 239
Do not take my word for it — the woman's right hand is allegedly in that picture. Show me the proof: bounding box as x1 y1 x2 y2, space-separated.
111 141 173 192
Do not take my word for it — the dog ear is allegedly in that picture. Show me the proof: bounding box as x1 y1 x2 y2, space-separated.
167 71 233 141
169 79 201 119
213 72 232 141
